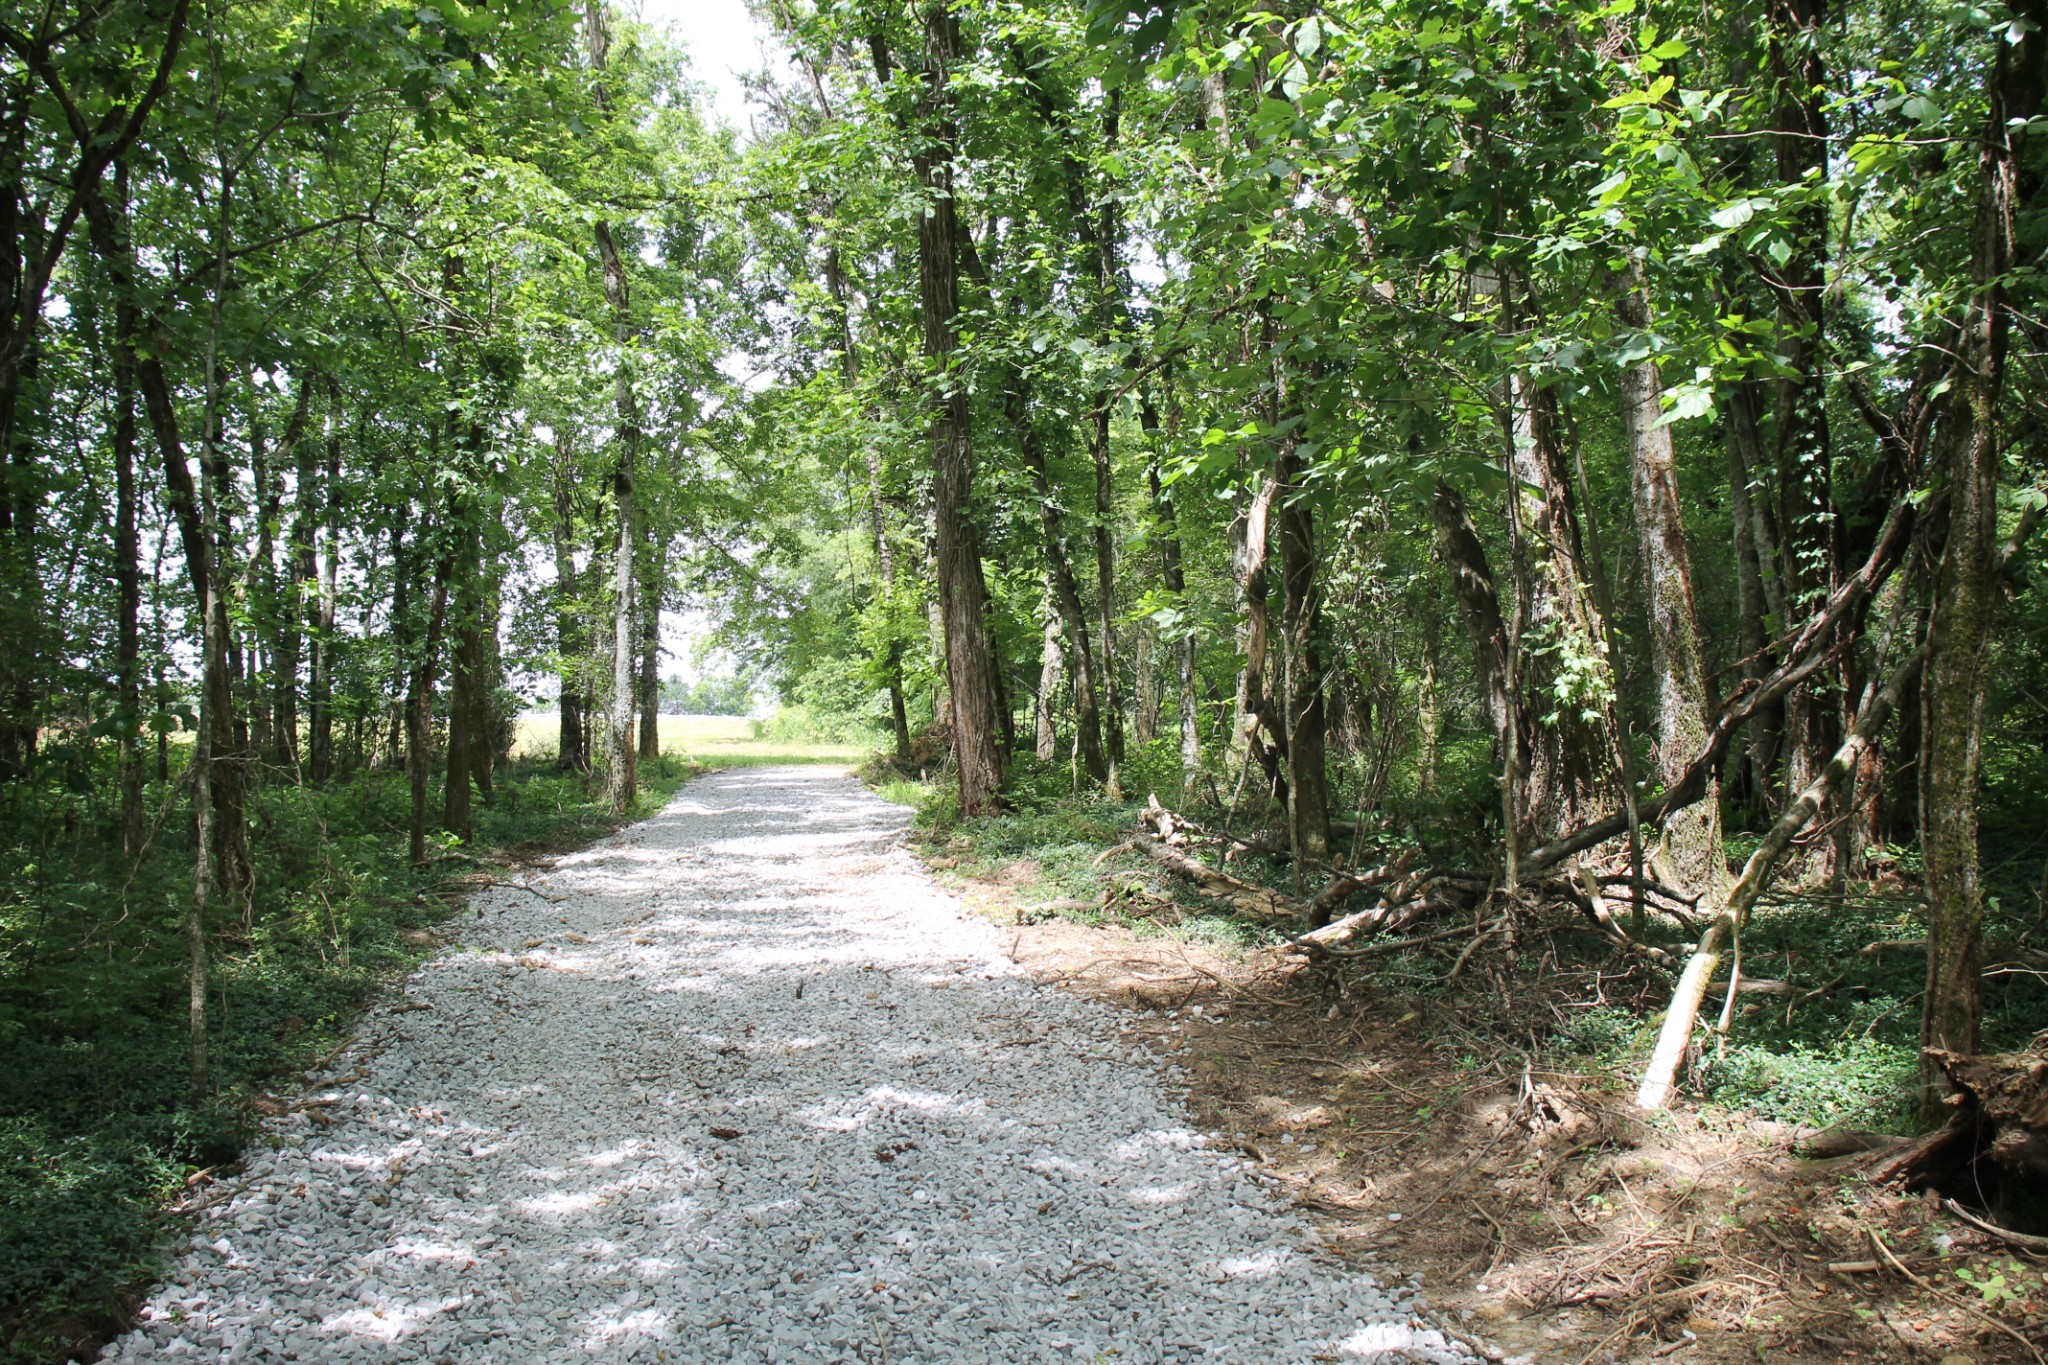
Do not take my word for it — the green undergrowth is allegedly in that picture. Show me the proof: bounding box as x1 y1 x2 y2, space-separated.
0 754 691 1363
865 755 1310 955
867 762 2046 1138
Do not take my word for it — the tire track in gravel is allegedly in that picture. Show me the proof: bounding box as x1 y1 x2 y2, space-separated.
101 767 1467 1365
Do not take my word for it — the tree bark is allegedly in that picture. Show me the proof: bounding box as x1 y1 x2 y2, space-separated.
103 164 144 853
1638 648 1923 1110
898 5 1003 813
1768 0 1846 882
1620 278 1727 906
1921 0 2048 1101
588 1 641 814
1276 448 1332 862
639 528 663 761
551 428 586 773
1008 382 1107 781
1150 388 1201 792
1502 372 1620 839
1035 598 1062 763
262 380 312 766
442 505 481 843
308 386 342 784
1722 375 1781 800
409 547 452 869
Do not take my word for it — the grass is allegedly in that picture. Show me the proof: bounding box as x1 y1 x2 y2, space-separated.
514 712 869 767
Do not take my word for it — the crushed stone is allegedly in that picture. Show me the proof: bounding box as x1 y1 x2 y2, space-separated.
98 768 1469 1364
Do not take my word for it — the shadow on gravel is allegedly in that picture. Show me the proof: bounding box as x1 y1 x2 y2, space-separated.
105 769 1461 1365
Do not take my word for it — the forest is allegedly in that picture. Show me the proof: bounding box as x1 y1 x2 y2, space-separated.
2 0 2046 1359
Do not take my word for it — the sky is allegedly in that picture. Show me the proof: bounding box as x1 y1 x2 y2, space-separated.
630 0 779 134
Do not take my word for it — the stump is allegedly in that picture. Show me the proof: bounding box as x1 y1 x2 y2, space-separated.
1876 1044 2048 1233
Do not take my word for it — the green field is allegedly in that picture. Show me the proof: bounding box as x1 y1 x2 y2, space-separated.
513 712 871 768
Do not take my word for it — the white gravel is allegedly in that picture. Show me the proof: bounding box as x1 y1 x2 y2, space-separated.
99 767 1468 1364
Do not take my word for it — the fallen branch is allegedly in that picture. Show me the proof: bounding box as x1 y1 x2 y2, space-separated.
1636 647 1925 1111
1943 1198 2048 1253
1132 827 1295 920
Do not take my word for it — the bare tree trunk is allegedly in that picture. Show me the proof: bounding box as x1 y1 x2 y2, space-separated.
1922 0 2047 1103
1432 479 1518 835
1638 648 1924 1110
308 386 342 784
589 2 641 814
639 529 662 761
551 429 585 773
1722 376 1781 800
1009 383 1107 781
104 165 144 853
1090 404 1122 780
1035 599 1062 763
279 387 321 773
606 416 637 813
1152 389 1200 789
442 518 480 842
1233 477 1288 808
1276 447 1331 862
1620 278 1727 906
1133 624 1158 745
892 5 1003 813
409 552 451 869
1502 368 1618 837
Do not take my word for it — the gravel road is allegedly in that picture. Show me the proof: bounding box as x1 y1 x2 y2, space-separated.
100 767 1466 1364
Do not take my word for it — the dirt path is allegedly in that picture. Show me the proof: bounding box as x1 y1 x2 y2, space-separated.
100 768 1465 1365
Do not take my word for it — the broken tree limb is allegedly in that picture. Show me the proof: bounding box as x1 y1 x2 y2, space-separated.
1636 647 1925 1111
1135 798 1408 924
1131 828 1296 920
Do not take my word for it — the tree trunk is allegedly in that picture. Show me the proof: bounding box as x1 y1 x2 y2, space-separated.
1431 479 1519 835
1502 367 1619 838
1722 376 1781 802
589 2 641 814
551 428 586 773
1921 0 2047 1103
1770 0 1845 884
1035 599 1063 763
442 515 480 842
1620 279 1727 906
104 167 144 853
1233 477 1288 807
308 387 342 784
606 417 637 813
1276 447 1332 862
1638 649 1923 1110
1009 383 1107 781
638 529 662 761
409 551 452 869
1151 389 1200 791
905 5 1002 813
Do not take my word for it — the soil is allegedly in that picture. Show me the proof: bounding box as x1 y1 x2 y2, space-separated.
934 857 2048 1365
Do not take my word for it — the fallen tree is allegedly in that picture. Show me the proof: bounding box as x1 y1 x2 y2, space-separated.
1635 647 1926 1110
